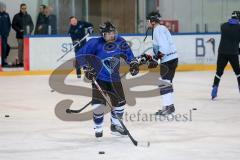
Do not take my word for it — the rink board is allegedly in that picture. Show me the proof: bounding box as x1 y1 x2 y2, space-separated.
23 33 221 71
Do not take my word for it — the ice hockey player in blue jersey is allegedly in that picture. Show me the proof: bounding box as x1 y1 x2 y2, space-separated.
145 11 178 116
76 21 139 138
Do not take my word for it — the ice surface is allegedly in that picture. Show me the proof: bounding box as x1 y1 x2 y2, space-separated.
0 71 239 160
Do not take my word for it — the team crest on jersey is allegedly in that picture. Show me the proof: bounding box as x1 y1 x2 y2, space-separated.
104 42 117 52
102 57 119 73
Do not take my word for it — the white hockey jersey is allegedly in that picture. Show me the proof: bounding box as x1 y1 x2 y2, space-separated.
153 25 178 63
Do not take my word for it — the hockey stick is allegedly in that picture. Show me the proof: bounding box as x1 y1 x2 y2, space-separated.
92 77 150 147
66 100 92 114
143 27 150 42
57 33 90 62
65 73 127 114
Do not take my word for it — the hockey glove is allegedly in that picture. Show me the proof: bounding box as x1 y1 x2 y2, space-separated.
129 59 139 76
138 54 152 65
83 66 96 80
156 51 164 60
87 27 94 35
147 51 164 68
147 57 159 68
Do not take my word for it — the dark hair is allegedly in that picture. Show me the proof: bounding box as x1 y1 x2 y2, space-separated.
99 21 116 33
20 3 26 8
69 16 78 20
146 11 161 23
231 11 240 20
40 4 46 9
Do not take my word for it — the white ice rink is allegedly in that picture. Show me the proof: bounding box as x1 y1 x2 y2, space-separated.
0 71 240 160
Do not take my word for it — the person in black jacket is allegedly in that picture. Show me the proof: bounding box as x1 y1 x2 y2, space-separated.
211 11 240 99
44 6 57 34
34 4 47 35
0 2 11 67
12 3 34 67
68 16 93 78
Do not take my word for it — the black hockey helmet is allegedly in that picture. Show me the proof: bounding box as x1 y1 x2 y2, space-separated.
99 21 116 33
146 11 161 22
231 11 240 20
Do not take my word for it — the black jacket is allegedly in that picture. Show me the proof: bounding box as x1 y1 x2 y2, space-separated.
68 20 93 48
12 11 34 39
0 11 11 37
218 19 240 55
34 13 47 34
46 14 57 34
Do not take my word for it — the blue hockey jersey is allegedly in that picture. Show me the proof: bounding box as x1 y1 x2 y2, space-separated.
76 36 135 82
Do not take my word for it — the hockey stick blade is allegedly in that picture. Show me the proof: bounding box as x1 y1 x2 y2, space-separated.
66 101 92 114
118 119 150 147
136 141 151 147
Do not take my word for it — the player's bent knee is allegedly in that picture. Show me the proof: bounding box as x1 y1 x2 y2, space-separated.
93 104 105 114
92 98 105 105
160 85 173 95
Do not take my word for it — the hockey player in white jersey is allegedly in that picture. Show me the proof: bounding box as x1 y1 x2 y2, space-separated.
145 11 178 115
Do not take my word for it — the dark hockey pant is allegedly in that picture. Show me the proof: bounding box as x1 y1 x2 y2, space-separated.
213 54 240 87
160 58 178 95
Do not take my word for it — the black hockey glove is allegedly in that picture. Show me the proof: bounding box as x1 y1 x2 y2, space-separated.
129 59 139 76
147 56 159 69
147 51 164 68
156 51 164 60
83 66 96 80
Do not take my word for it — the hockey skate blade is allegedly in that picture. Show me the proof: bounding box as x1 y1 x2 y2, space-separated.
137 141 151 147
